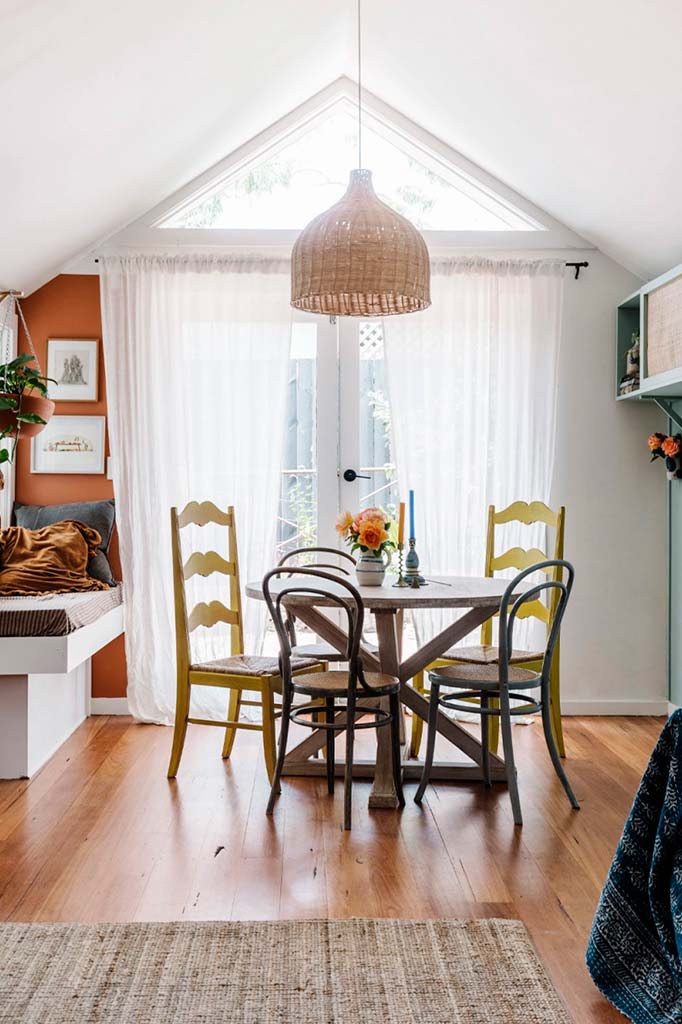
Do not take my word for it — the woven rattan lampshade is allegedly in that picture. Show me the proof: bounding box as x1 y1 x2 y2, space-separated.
291 169 431 316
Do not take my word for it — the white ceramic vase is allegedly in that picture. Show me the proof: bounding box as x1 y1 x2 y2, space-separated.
355 550 391 587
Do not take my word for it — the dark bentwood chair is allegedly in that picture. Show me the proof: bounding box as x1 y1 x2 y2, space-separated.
263 567 404 830
414 560 580 826
277 548 356 663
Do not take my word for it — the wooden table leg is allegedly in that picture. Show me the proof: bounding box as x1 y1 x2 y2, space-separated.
396 609 406 744
369 610 402 809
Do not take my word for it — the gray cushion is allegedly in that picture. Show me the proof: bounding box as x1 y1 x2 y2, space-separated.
13 499 117 586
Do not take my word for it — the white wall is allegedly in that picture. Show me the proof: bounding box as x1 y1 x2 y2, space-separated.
551 253 668 714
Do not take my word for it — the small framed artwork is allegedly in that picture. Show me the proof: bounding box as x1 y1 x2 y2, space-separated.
46 338 99 402
31 416 106 475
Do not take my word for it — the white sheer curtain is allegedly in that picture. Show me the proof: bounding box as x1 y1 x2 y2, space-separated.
0 297 17 530
100 254 291 724
384 257 565 644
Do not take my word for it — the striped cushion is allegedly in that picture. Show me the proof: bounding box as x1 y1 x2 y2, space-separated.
0 584 123 637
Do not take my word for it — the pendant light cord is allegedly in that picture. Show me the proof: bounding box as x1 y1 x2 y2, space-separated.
357 0 362 169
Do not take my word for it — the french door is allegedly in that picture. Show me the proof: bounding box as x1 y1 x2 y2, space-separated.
277 315 398 559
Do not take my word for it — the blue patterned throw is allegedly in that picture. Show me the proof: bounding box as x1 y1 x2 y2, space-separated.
587 710 682 1022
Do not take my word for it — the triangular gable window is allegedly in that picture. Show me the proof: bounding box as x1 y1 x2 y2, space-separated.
158 95 542 233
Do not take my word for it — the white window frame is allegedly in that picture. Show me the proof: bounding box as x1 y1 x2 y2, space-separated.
70 77 591 269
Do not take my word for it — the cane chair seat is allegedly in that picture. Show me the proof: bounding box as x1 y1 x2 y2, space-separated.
432 663 540 691
192 654 319 676
292 670 399 698
444 644 544 665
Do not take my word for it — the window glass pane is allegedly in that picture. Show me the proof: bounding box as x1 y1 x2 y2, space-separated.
358 321 398 518
163 102 539 232
276 323 317 559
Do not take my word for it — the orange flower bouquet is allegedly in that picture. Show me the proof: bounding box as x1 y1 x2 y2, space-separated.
336 507 396 586
648 432 682 480
335 506 395 556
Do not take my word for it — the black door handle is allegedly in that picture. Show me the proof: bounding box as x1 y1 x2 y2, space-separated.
342 468 371 482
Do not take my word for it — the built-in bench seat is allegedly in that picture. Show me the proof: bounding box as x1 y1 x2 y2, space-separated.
0 586 124 778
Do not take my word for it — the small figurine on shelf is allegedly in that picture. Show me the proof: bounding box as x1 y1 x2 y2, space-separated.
619 331 640 395
648 432 682 480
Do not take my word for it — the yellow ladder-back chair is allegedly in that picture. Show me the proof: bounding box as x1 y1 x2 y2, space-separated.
168 501 324 782
410 501 566 759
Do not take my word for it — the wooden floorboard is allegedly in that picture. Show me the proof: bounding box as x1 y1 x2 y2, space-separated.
0 712 663 1022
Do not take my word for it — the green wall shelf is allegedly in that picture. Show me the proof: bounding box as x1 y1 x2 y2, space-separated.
617 262 682 404
618 262 682 709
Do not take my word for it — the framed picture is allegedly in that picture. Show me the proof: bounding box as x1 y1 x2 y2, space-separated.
46 338 99 402
31 416 106 475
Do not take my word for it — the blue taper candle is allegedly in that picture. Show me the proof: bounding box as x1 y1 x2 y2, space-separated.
409 489 415 537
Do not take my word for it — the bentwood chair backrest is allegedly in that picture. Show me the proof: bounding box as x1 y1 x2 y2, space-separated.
170 501 244 678
277 548 356 646
262 567 368 690
483 500 566 644
277 547 356 575
498 560 574 686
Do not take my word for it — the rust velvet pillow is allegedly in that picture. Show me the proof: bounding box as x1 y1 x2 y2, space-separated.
0 521 110 595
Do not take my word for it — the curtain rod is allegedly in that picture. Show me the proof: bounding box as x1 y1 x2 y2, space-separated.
92 257 590 278
565 261 589 279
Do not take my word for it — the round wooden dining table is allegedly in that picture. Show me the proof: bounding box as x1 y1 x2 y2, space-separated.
246 575 515 809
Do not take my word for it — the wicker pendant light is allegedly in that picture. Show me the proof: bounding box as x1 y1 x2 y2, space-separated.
290 2 431 317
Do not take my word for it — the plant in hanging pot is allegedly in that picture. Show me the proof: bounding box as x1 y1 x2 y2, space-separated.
0 353 55 470
335 506 396 586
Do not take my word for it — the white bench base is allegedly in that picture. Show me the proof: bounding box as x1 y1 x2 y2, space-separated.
0 604 124 779
0 664 90 778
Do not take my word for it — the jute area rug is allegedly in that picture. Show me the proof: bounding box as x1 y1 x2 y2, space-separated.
0 918 571 1023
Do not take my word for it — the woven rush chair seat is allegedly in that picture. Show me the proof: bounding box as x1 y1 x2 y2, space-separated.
291 670 399 697
192 654 319 676
443 644 544 665
433 663 540 691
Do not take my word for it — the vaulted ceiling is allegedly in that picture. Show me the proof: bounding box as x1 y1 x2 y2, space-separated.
3 0 681 294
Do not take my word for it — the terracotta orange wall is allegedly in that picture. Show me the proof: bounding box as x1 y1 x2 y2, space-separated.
17 274 127 699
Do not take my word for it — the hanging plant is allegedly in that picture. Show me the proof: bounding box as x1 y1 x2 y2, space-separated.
648 432 682 480
0 297 55 476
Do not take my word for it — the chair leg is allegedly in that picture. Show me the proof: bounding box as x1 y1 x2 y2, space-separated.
414 681 440 804
221 687 241 759
488 696 500 755
542 687 580 810
499 686 523 826
409 671 426 758
549 662 566 757
344 689 356 830
389 692 405 807
325 697 335 796
261 683 278 784
266 687 292 815
313 703 324 759
480 692 491 789
167 675 190 778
